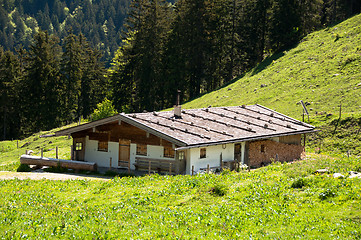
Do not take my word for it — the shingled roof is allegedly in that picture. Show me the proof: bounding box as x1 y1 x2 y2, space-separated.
52 104 316 149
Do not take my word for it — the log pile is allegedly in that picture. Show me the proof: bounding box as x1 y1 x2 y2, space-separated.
20 155 97 172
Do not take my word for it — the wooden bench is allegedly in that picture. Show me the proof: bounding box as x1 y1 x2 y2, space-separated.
134 157 177 174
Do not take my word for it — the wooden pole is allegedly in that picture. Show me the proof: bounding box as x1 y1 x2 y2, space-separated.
169 162 172 175
302 108 305 122
303 134 306 148
220 153 223 170
56 146 58 159
41 148 43 158
109 157 112 170
192 165 194 176
70 146 73 160
207 164 210 174
148 160 151 175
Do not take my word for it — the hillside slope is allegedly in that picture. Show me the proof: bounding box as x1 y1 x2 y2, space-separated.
183 14 361 119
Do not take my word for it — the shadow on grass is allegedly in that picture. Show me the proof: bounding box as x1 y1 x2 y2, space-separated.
250 51 285 76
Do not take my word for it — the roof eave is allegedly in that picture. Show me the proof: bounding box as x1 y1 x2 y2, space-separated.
48 113 187 147
175 128 318 150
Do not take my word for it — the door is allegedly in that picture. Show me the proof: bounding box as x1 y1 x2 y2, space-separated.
234 143 241 162
119 139 131 168
176 150 186 174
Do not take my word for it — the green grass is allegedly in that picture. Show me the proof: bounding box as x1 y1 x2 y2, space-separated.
0 154 360 239
0 124 75 171
307 112 361 155
183 13 361 119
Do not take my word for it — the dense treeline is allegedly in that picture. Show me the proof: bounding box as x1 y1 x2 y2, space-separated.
1 0 360 140
0 0 131 64
0 31 107 139
110 0 360 112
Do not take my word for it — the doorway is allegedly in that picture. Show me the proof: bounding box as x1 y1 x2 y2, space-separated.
119 139 131 168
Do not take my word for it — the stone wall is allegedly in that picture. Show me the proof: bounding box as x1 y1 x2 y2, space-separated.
248 139 304 167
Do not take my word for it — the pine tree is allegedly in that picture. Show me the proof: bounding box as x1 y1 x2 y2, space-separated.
22 30 62 133
60 29 83 122
0 49 22 139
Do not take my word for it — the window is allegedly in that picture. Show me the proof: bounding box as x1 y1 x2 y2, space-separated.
75 142 82 151
98 141 108 152
200 148 206 158
178 151 185 161
136 144 147 156
260 144 265 153
164 147 175 158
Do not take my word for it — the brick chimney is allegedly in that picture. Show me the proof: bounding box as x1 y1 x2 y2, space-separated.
174 90 182 119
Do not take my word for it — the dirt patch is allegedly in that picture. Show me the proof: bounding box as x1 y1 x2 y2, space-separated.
0 171 110 181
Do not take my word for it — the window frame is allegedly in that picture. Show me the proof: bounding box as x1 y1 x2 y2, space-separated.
98 141 108 152
136 144 147 156
260 144 265 153
75 142 83 151
200 148 206 158
164 146 175 158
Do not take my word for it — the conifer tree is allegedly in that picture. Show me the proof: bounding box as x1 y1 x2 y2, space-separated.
60 29 83 122
22 30 62 133
0 49 22 139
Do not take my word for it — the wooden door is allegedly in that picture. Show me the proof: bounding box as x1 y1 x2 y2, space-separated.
176 150 186 174
119 139 131 168
234 143 241 162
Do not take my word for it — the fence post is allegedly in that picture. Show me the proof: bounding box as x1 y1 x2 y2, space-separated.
207 164 210 174
41 148 43 158
220 155 223 170
192 165 194 176
56 146 58 159
70 146 73 160
169 162 172 175
109 157 112 170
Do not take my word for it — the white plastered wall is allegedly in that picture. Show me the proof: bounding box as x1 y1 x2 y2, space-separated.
186 143 235 174
84 136 119 168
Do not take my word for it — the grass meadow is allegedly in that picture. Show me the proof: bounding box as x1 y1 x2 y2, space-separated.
0 153 360 239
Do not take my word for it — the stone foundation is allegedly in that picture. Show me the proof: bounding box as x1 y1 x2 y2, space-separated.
248 139 304 167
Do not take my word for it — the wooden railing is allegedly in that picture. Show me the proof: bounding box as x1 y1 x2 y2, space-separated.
134 157 177 174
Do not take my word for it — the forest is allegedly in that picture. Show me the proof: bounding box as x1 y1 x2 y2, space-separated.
0 0 360 140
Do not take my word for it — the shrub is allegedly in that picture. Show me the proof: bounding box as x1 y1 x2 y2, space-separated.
210 183 228 196
45 165 68 173
17 164 31 172
319 188 336 200
104 170 119 177
104 170 135 177
90 98 118 121
291 178 308 188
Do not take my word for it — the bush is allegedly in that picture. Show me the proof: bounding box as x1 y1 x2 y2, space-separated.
105 170 135 178
210 183 228 196
104 170 119 177
17 164 31 172
319 188 336 200
291 178 308 189
45 165 68 173
90 98 118 121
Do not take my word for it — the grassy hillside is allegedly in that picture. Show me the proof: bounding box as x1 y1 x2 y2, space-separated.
183 14 361 119
0 125 74 171
0 154 360 238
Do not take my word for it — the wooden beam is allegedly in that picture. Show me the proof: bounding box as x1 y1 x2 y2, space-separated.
20 155 97 171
